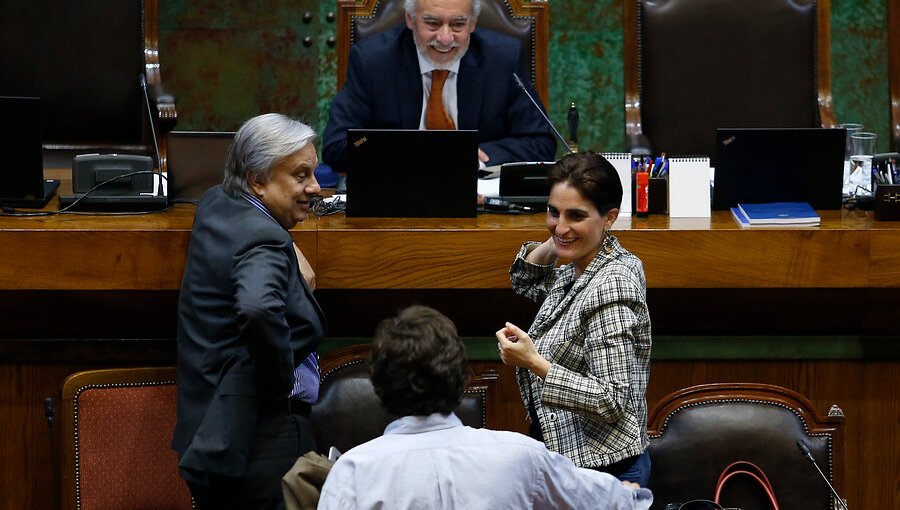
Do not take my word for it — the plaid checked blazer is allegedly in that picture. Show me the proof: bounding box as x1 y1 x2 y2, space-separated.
510 234 651 468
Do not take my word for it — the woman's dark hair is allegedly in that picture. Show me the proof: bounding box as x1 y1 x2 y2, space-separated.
548 151 623 214
370 305 469 417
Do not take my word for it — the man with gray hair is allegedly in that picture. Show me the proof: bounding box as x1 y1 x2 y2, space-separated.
172 113 326 509
322 0 556 174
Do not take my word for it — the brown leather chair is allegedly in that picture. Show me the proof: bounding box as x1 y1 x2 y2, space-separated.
60 367 192 510
647 383 845 510
336 0 550 107
0 0 176 166
624 0 836 159
890 0 900 152
310 344 500 455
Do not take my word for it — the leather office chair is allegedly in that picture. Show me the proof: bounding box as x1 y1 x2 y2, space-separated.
310 344 500 455
60 367 192 510
624 0 836 159
336 0 550 107
647 383 845 510
0 0 176 167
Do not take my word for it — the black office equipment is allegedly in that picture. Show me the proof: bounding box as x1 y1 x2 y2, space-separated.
712 128 845 210
59 152 168 210
166 131 235 203
345 129 478 218
0 96 60 208
71 154 154 195
498 161 554 207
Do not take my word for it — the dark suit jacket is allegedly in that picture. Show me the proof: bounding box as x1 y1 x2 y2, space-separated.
322 27 557 172
172 186 325 480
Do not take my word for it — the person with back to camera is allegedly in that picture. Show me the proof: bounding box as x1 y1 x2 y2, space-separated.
171 113 326 509
318 304 653 510
322 0 556 174
496 151 653 486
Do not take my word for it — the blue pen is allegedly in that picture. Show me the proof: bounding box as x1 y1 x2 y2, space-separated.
873 163 885 185
890 158 898 185
657 157 669 178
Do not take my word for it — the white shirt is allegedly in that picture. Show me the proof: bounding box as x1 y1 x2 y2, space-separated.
318 413 653 510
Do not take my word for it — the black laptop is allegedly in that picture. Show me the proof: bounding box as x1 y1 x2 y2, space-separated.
166 131 235 203
712 128 845 210
345 129 478 218
0 96 60 208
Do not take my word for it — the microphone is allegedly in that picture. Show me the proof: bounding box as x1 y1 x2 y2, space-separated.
796 440 849 510
139 73 166 198
512 73 573 154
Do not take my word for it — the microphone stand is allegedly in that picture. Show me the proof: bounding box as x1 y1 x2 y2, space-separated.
139 74 166 198
796 440 849 510
512 73 572 154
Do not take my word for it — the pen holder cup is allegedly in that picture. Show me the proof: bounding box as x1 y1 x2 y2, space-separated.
648 178 668 214
874 184 900 221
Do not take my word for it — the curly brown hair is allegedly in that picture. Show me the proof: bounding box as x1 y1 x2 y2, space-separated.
370 305 469 417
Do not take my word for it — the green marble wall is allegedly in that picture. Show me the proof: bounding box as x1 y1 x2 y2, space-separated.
158 0 891 154
158 0 321 130
830 0 889 148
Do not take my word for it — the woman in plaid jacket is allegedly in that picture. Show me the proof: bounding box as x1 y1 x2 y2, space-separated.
497 151 652 486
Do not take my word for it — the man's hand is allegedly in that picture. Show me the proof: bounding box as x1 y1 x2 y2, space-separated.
293 242 316 291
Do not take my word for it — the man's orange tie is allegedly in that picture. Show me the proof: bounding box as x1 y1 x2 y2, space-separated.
426 69 455 130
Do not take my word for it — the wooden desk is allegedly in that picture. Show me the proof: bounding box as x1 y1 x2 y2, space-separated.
3 205 899 291
3 203 897 339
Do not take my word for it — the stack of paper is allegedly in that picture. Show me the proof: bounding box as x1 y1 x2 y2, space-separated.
731 202 820 227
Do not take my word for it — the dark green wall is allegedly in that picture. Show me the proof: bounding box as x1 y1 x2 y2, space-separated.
159 0 891 155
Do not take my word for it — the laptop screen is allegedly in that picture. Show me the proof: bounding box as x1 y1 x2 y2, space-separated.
346 129 478 218
166 131 234 203
713 128 845 210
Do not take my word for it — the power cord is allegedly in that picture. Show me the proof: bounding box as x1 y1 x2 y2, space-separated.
312 194 346 216
0 170 171 217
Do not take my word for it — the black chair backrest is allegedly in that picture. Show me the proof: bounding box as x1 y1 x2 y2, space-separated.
626 0 834 158
647 383 845 510
310 344 497 455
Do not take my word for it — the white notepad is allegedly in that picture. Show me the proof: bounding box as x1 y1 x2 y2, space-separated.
668 157 711 217
602 152 633 216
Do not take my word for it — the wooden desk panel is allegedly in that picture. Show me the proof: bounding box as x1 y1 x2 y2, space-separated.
870 229 900 287
316 209 894 289
0 204 317 290
622 229 869 288
315 215 541 289
1 205 898 290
